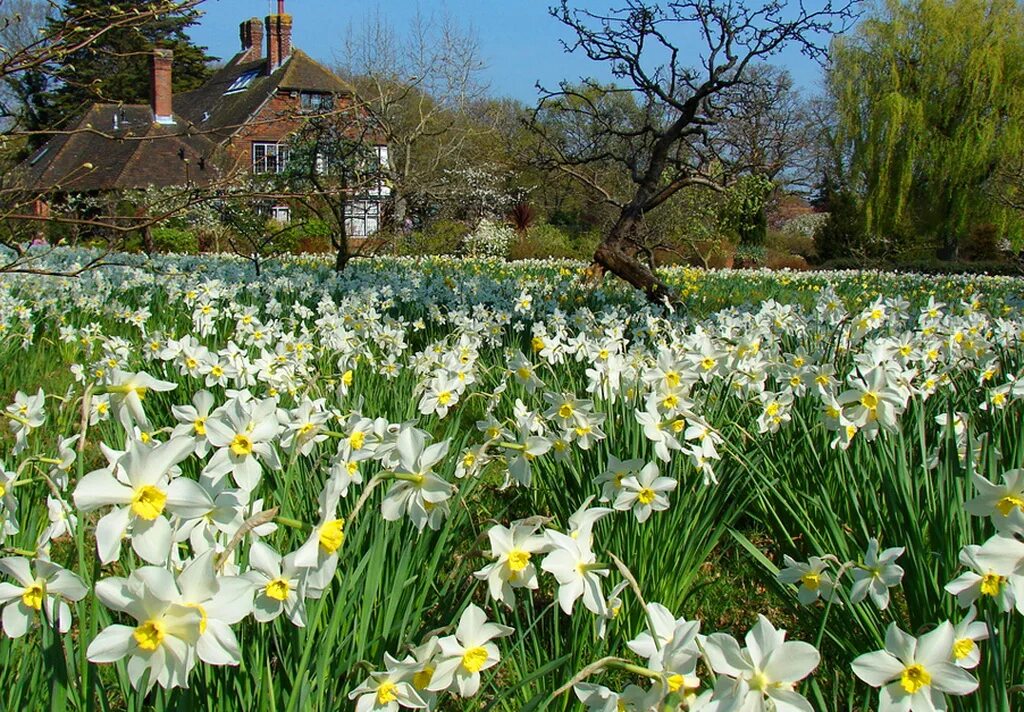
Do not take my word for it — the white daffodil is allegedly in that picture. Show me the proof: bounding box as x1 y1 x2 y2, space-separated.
634 404 683 463
627 602 694 671
175 551 254 666
613 462 676 523
966 470 1024 535
348 653 426 712
702 615 820 712
474 520 548 607
278 396 331 456
777 555 839 605
88 567 203 690
950 606 987 670
566 496 614 548
541 530 608 616
852 622 978 712
43 434 79 489
850 538 905 610
944 535 1024 613
595 455 643 503
400 637 441 708
5 388 45 455
203 396 282 491
574 682 661 711
381 427 455 532
245 541 307 627
0 462 19 541
73 437 206 565
0 557 86 637
171 389 216 458
103 369 177 432
427 603 513 697
837 367 905 436
294 478 346 597
38 494 77 546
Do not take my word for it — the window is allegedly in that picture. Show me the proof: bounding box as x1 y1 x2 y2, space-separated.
224 69 260 95
300 92 334 112
252 142 289 174
270 205 291 223
345 199 381 238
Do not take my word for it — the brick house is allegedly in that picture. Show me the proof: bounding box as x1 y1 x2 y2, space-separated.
18 1 389 238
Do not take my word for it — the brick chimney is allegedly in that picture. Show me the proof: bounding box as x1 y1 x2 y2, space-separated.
265 2 293 73
151 49 174 125
240 18 264 60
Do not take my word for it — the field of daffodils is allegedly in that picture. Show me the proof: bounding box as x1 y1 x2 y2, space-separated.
0 249 1021 711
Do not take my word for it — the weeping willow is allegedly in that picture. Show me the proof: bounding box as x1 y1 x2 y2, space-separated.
831 0 1024 255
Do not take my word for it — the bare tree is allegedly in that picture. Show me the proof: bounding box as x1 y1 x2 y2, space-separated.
711 64 816 191
337 7 490 229
532 0 858 302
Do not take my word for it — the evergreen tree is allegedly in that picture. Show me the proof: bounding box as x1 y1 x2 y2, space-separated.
35 0 215 131
831 0 1024 258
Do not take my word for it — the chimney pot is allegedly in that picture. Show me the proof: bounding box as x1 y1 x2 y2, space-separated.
151 49 174 125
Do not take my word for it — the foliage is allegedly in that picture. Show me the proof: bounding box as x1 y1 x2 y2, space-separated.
461 218 514 259
721 174 774 246
0 252 1022 710
32 0 215 136
831 0 1024 257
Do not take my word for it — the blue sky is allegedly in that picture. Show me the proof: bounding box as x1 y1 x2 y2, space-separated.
190 0 829 103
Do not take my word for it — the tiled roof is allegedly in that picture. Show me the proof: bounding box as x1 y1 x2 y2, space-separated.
17 48 353 192
14 105 219 192
173 50 352 142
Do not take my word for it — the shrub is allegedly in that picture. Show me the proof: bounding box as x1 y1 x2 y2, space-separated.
151 227 199 253
400 220 469 256
462 219 515 259
508 224 576 260
766 229 817 260
961 223 1002 261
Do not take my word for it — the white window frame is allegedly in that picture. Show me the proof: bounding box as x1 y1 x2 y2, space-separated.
252 142 289 175
345 199 381 238
270 205 291 223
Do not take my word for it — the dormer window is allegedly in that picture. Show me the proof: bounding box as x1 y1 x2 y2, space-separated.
300 92 333 112
225 69 261 95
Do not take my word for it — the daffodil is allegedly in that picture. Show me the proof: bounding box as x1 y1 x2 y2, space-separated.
73 437 206 564
850 538 905 610
245 541 308 627
103 369 177 432
348 654 426 711
777 555 839 605
175 551 254 666
702 615 820 711
426 603 513 697
89 567 203 690
945 535 1024 613
613 462 676 523
474 520 548 607
966 470 1024 535
5 388 45 455
852 622 978 711
294 478 346 596
541 530 608 616
950 606 987 670
381 427 455 531
203 395 282 491
0 557 86 637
